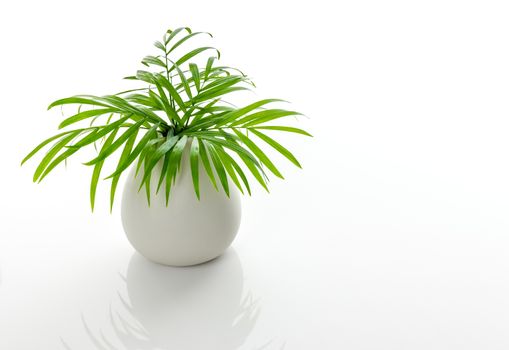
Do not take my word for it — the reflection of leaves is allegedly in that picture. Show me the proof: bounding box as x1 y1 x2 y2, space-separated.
62 263 287 350
82 313 123 350
69 289 260 349
232 292 262 341
110 293 153 349
108 290 261 350
60 338 73 350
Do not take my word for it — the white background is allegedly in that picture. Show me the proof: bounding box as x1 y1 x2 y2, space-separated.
1 0 509 349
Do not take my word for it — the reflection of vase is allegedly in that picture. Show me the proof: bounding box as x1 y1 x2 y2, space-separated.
121 143 242 266
118 249 258 350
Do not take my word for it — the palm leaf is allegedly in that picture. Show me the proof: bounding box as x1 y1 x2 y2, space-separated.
164 136 188 204
22 129 84 165
48 95 110 110
231 109 301 127
105 123 159 179
189 137 200 199
167 31 212 54
217 99 285 126
169 47 219 72
197 139 217 191
142 55 166 68
213 145 244 194
110 131 138 211
33 130 83 182
138 135 180 190
249 129 301 168
189 63 201 91
205 141 229 196
164 27 191 45
84 119 145 166
24 26 310 209
232 128 283 179
59 108 116 129
251 125 312 136
90 129 118 211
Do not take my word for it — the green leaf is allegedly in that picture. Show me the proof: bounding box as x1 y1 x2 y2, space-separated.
186 99 224 127
197 139 217 191
142 151 152 206
200 75 243 92
153 81 179 123
217 99 284 126
251 125 312 137
231 109 301 127
212 132 266 192
189 63 201 91
232 128 284 179
190 137 200 199
146 90 164 109
26 27 310 209
71 116 129 148
132 74 179 123
156 152 170 194
47 95 110 110
195 87 248 104
138 135 180 190
33 130 83 182
22 129 82 165
164 136 188 205
37 147 81 183
213 145 244 194
110 131 138 211
100 94 167 125
168 31 212 54
142 55 166 68
205 57 215 80
237 152 269 192
135 70 155 84
172 62 193 99
198 134 261 167
165 27 191 45
169 47 219 73
249 129 301 168
59 108 116 129
155 73 187 112
170 135 188 170
84 119 145 166
140 72 182 125
227 154 251 195
90 128 118 211
205 141 229 196
164 156 174 205
154 40 166 52
136 138 161 176
105 123 159 179
180 105 199 126
38 126 120 182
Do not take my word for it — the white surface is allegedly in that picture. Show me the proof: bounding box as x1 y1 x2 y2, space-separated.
2 0 509 349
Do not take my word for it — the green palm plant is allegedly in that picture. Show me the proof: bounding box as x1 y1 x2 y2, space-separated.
22 27 311 211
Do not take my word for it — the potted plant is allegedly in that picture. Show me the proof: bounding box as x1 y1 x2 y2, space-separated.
22 27 311 266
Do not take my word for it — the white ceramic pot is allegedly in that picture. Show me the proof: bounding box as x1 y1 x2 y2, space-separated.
121 144 242 267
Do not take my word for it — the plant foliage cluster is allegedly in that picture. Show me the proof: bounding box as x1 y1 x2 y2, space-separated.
23 27 311 211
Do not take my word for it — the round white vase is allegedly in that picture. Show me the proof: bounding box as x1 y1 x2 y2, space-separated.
120 145 242 267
